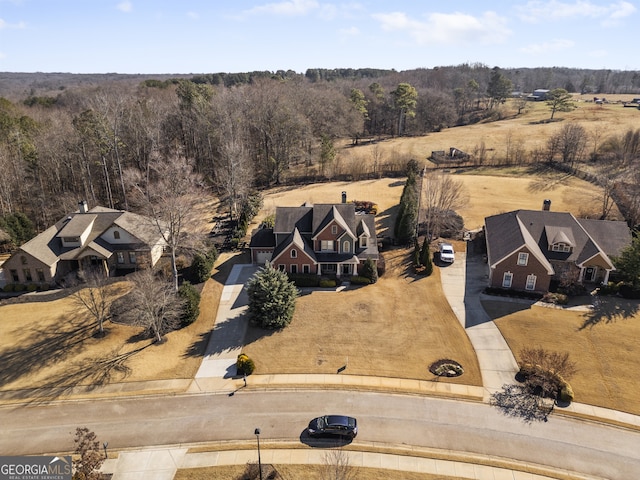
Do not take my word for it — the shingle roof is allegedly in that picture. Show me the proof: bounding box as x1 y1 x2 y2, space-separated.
485 209 631 271
18 206 164 266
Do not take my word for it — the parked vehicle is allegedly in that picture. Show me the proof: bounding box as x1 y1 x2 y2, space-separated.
307 415 358 438
439 243 455 263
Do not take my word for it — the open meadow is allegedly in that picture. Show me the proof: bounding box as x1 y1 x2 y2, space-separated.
334 95 640 175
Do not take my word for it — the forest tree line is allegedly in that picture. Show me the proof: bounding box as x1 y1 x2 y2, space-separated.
1 63 640 234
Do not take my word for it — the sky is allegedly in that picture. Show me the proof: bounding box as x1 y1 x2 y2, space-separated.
0 0 638 74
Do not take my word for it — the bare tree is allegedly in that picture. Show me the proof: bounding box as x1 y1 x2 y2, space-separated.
321 448 358 480
421 170 468 239
71 271 118 337
546 123 587 167
72 427 105 480
128 153 205 291
519 347 577 399
124 269 184 343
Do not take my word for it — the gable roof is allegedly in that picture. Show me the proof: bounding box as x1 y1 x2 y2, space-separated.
485 209 631 271
17 206 164 267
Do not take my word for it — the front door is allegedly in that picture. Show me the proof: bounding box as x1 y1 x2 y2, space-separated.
585 267 596 282
341 264 351 275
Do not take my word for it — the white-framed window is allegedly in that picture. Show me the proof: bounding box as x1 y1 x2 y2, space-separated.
517 252 529 266
290 249 297 258
331 225 337 234
117 252 125 264
359 236 367 248
23 268 32 282
278 264 286 271
320 240 334 251
525 274 537 290
302 264 310 273
343 240 350 253
290 264 297 274
551 243 571 252
502 272 513 288
129 251 137 264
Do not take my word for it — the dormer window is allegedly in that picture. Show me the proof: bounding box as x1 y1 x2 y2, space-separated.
343 240 350 253
359 236 367 248
551 242 571 252
114 230 120 239
331 225 337 234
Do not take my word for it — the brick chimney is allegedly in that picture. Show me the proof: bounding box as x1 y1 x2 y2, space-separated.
543 199 551 211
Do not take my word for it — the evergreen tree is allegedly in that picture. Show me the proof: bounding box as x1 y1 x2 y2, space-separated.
247 263 298 329
361 258 378 283
178 281 200 326
420 238 433 276
614 235 640 288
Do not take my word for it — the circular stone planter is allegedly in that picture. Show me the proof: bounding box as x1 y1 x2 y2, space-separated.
429 359 464 377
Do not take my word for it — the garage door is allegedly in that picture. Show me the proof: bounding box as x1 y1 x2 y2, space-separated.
255 251 272 265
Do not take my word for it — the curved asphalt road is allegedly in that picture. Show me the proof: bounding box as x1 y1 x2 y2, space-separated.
0 390 639 479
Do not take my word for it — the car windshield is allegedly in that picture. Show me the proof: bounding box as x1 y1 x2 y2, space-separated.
442 247 453 254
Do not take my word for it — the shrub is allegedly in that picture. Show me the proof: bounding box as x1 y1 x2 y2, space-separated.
619 283 640 299
349 275 371 285
558 380 574 403
361 258 378 283
236 353 255 376
288 273 320 287
191 253 211 283
598 282 619 296
319 279 337 288
3 284 14 292
541 292 568 305
178 281 200 327
13 283 25 292
26 283 38 292
377 252 386 277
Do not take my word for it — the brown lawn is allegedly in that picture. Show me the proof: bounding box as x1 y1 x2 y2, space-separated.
243 245 482 385
334 96 640 173
485 299 640 416
0 159 632 414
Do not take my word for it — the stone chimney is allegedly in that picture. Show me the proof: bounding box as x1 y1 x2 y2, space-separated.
341 191 347 203
78 200 89 213
543 199 551 211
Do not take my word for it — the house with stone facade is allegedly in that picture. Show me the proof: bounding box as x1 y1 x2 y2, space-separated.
1 201 166 288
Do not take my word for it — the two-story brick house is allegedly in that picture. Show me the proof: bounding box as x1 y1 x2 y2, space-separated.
249 202 378 277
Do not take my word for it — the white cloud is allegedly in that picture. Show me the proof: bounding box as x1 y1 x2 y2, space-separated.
339 26 360 36
372 10 511 46
116 1 133 13
0 18 26 29
516 1 636 25
520 38 575 54
244 0 319 16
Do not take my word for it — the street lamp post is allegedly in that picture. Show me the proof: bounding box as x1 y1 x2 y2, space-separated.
254 428 263 480
102 442 108 459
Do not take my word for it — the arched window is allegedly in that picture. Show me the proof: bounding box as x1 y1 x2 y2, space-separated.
113 230 121 239
290 249 297 258
343 241 350 253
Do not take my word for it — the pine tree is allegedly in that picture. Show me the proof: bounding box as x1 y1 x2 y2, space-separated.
361 258 378 283
247 263 298 329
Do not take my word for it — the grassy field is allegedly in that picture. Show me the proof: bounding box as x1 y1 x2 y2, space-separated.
332 95 640 180
486 298 640 416
0 169 632 411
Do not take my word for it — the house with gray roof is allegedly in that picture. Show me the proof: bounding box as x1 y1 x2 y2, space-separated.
249 201 378 277
1 200 167 287
484 209 631 293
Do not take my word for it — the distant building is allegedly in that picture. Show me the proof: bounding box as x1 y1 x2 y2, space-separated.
526 89 550 101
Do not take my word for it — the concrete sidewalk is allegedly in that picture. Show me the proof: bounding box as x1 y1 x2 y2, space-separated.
103 444 600 480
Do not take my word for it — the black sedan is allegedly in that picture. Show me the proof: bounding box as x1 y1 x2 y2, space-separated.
307 415 358 438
